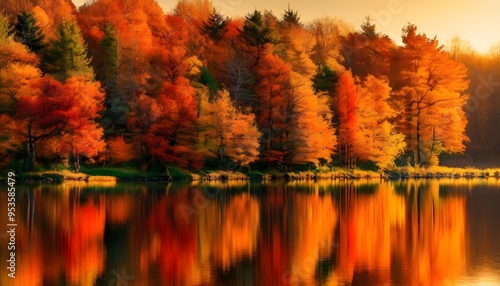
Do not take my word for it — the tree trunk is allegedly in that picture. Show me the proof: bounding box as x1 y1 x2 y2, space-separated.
166 167 172 181
415 107 421 166
73 151 80 172
267 118 273 164
25 125 35 171
338 134 342 167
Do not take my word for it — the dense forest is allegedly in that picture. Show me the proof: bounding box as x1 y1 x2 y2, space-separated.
0 0 498 172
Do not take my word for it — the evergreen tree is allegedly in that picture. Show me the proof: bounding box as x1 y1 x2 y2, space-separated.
202 9 228 41
238 10 278 66
200 66 218 94
99 24 128 136
282 5 301 28
14 11 46 52
312 65 338 94
360 17 378 38
100 24 118 91
42 21 94 82
240 10 278 47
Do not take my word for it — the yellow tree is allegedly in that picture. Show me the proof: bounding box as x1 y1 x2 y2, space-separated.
355 76 405 169
277 7 317 79
308 16 352 73
392 24 469 166
0 14 42 165
198 89 260 167
287 71 336 166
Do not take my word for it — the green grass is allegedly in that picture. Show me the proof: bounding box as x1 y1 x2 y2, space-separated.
80 165 192 180
249 171 265 180
166 166 192 180
6 164 193 181
79 166 144 178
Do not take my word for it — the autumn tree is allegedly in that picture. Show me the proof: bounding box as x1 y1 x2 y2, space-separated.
254 54 290 166
42 20 94 82
32 0 76 25
308 17 351 73
128 94 160 165
334 70 359 168
56 77 106 171
254 54 336 169
218 19 256 107
392 24 469 166
15 77 67 167
151 15 201 83
334 70 405 169
132 77 202 169
0 14 13 45
198 90 260 167
355 76 405 169
174 0 211 61
15 76 105 170
287 71 336 166
277 8 317 78
0 14 41 166
14 11 46 52
342 17 394 78
77 0 157 91
0 115 22 166
0 17 40 115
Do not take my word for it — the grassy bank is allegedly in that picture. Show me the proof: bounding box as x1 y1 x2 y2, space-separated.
3 164 192 182
3 164 500 182
389 166 500 179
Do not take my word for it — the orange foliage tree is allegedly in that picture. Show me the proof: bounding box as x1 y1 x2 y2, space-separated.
254 54 291 166
335 70 360 168
56 77 106 171
287 71 336 166
392 24 469 166
198 89 260 167
16 76 105 170
342 18 394 78
335 71 405 169
130 77 201 169
255 54 336 169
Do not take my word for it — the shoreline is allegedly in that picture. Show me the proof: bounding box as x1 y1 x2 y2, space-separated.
2 167 500 183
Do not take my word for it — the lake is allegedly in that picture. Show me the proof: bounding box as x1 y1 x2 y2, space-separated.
1 179 500 285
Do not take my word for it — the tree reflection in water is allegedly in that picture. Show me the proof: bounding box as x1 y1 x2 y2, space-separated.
1 179 497 285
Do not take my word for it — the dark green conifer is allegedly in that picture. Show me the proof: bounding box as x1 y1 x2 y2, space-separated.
14 11 46 52
202 9 228 42
42 21 94 82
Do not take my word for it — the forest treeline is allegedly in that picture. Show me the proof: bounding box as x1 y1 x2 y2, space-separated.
0 0 497 172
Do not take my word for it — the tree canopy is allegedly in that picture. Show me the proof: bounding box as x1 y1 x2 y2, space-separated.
0 2 478 171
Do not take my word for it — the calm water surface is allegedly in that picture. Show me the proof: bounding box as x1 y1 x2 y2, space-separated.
1 179 500 285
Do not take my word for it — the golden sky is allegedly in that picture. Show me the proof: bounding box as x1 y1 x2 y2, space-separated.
72 0 500 53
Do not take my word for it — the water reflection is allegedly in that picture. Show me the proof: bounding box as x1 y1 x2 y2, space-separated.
0 179 499 285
